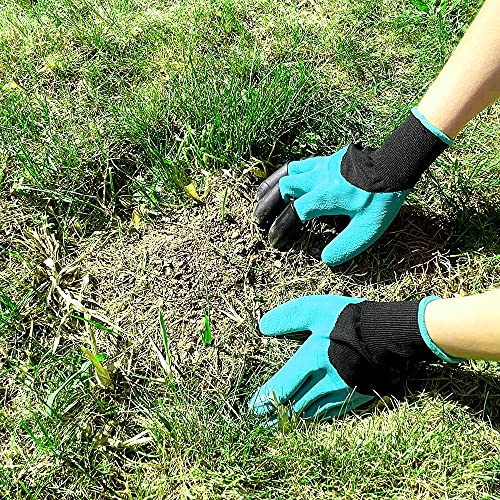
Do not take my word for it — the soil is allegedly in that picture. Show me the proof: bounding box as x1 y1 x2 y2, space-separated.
83 170 459 403
84 172 330 400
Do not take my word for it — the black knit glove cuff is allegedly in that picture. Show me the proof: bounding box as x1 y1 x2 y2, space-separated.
341 112 450 193
328 300 438 395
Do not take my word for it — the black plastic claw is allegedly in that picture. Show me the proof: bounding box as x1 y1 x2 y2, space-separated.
268 202 304 249
256 164 289 201
253 180 287 228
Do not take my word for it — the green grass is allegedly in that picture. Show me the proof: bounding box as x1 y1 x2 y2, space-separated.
1 0 499 498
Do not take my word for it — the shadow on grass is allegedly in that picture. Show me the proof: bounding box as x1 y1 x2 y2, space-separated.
404 362 500 430
290 202 499 282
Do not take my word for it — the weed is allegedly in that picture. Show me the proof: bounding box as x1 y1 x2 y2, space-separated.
200 309 213 347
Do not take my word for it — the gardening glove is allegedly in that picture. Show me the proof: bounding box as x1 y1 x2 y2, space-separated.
249 295 464 422
254 107 453 266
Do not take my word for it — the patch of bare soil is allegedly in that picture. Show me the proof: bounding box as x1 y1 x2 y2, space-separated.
83 170 492 402
84 172 331 399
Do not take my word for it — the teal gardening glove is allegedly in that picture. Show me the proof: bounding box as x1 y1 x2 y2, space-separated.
249 295 464 422
254 107 453 266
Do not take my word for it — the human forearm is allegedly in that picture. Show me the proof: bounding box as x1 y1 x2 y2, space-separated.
418 0 500 138
425 290 500 360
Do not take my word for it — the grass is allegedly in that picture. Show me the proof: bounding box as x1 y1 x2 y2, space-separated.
0 0 499 498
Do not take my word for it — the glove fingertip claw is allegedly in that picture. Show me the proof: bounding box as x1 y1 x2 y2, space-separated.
268 202 303 249
253 182 287 228
256 163 289 200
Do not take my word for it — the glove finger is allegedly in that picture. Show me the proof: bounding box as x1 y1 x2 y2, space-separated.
293 189 346 222
279 171 318 203
268 202 303 249
259 295 341 336
288 157 326 175
249 341 315 414
253 180 287 228
291 375 330 415
256 164 288 200
321 211 387 266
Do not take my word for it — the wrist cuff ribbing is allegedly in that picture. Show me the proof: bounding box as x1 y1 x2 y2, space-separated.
418 296 465 364
411 107 453 146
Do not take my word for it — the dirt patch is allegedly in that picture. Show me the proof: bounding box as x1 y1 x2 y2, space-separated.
84 172 328 398
83 171 497 402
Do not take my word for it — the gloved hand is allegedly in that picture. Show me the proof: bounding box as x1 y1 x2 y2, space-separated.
254 108 453 266
249 295 463 423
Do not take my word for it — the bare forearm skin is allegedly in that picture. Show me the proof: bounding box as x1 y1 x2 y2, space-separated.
418 0 500 138
418 4 500 361
425 290 500 360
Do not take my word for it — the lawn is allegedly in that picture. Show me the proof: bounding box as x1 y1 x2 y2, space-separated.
1 0 499 498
